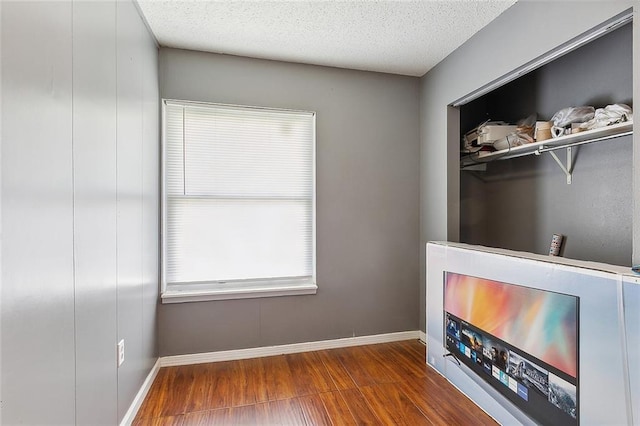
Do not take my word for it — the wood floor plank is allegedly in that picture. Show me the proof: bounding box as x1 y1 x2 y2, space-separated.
262 355 298 401
401 341 431 372
133 414 184 426
227 405 258 424
361 343 412 380
253 401 274 424
242 357 269 403
227 359 258 407
179 410 209 426
395 377 457 426
318 391 358 426
317 349 358 390
333 346 387 387
286 351 336 396
398 340 427 362
359 383 433 425
136 365 196 418
297 393 333 426
182 364 211 414
376 341 429 380
188 406 257 425
400 372 497 426
207 408 231 425
135 368 171 420
181 408 229 425
258 398 306 426
339 388 383 425
342 344 405 386
185 362 233 412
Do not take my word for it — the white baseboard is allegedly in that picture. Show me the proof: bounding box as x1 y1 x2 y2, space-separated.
159 330 422 367
419 330 427 343
120 358 161 426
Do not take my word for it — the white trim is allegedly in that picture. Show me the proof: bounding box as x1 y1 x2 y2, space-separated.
419 330 427 344
119 359 161 426
162 277 317 304
159 330 421 367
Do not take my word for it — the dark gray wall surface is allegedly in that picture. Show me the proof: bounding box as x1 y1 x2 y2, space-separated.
460 139 632 266
1 1 159 424
420 0 638 332
459 22 633 266
158 48 420 356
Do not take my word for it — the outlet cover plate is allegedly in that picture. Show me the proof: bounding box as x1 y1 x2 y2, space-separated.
117 339 125 367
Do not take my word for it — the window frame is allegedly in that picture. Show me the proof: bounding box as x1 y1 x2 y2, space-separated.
160 99 317 303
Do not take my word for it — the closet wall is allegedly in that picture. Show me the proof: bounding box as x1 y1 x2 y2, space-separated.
459 23 633 266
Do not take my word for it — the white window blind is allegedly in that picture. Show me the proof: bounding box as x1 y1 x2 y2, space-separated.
163 100 315 294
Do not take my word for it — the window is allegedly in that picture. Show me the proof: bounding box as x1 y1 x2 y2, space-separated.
162 100 316 303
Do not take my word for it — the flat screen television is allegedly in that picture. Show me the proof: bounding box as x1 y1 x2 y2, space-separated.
443 272 579 425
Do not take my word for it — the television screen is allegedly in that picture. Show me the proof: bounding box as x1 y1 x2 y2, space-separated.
443 272 579 425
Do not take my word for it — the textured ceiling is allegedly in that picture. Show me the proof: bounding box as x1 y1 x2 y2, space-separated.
137 0 517 77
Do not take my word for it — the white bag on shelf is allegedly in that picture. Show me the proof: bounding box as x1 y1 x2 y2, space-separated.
550 106 595 138
578 104 632 130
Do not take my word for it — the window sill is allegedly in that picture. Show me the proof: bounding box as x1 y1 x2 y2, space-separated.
161 278 317 304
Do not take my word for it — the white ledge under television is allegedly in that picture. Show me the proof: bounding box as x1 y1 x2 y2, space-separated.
426 242 639 426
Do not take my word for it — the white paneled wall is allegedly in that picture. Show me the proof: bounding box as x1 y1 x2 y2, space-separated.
0 1 159 424
141 9 161 388
1 2 75 423
72 1 119 423
116 1 146 419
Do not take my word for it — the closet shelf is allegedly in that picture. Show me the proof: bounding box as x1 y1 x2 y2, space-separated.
460 120 633 168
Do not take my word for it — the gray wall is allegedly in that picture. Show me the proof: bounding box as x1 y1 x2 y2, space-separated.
158 48 420 356
1 1 159 424
459 23 633 266
419 0 638 332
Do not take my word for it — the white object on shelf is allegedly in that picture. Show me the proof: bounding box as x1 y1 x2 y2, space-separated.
492 134 527 151
477 124 518 145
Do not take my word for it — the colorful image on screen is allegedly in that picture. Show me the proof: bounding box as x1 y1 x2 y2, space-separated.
444 272 578 378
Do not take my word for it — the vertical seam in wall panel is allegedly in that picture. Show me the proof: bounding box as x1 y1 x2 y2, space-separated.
0 0 3 417
632 4 636 263
139 15 144 378
70 2 77 424
141 14 147 375
114 1 120 421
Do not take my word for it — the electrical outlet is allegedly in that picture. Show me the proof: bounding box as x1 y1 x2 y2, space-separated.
117 339 125 367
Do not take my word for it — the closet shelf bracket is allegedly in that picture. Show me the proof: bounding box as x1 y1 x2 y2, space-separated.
547 146 573 184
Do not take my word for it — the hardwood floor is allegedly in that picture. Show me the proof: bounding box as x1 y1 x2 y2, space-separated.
134 340 497 425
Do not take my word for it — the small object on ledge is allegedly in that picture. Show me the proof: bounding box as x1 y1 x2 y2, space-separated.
632 265 640 275
477 123 518 145
571 123 587 134
534 121 553 141
549 233 564 256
